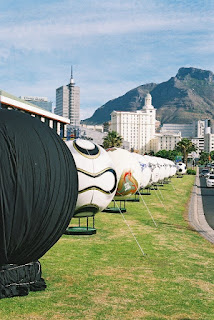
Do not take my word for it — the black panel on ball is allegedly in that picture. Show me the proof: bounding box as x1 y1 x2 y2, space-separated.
0 109 78 265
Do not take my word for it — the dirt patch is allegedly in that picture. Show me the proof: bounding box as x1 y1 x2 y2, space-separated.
189 279 214 294
93 266 134 279
13 314 47 320
91 288 110 306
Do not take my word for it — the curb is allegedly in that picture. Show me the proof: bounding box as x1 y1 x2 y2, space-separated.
188 167 214 244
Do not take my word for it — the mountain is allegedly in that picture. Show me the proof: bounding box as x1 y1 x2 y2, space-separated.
82 67 214 125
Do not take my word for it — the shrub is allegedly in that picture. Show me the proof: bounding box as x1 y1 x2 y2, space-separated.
187 169 196 175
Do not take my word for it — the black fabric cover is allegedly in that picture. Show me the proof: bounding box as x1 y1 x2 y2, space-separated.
0 261 46 299
0 109 78 265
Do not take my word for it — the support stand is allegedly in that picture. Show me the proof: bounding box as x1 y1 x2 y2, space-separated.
125 193 140 202
156 183 164 187
163 178 171 184
150 184 158 190
102 199 126 213
177 174 183 178
64 216 97 235
137 188 151 195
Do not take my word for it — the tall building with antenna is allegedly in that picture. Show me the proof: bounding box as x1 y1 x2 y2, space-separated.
55 67 80 127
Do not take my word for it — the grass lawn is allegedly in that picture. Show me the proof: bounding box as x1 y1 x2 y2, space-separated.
0 175 214 320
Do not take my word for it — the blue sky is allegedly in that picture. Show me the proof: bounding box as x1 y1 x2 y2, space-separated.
0 0 214 119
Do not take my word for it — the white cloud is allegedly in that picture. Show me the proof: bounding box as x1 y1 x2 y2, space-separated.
0 5 213 53
1 0 214 119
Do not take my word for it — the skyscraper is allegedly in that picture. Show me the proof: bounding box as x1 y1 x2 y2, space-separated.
55 67 80 127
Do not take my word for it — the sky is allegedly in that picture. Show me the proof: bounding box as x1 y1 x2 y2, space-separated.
0 0 214 120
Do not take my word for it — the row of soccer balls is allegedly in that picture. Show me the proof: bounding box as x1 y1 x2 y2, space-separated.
66 139 186 218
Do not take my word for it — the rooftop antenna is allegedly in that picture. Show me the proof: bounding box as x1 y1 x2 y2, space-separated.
70 65 74 84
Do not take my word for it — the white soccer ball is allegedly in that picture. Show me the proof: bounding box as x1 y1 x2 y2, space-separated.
66 139 117 217
164 159 176 178
131 153 152 189
155 157 167 181
144 155 160 184
171 161 177 176
176 162 187 174
107 148 141 196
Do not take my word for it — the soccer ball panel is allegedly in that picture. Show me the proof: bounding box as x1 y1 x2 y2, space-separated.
116 170 139 196
107 148 141 196
66 139 117 216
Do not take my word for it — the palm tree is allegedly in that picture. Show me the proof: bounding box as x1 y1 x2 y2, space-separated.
103 131 123 149
175 138 196 166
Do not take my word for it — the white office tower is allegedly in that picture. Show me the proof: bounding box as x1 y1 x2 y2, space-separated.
153 131 181 152
110 93 156 154
160 123 193 138
204 119 214 153
55 67 80 127
161 119 209 139
193 120 205 138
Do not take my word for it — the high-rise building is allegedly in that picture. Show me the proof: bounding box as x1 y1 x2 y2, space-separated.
152 131 181 153
110 93 156 154
203 120 214 153
192 120 205 138
191 137 204 156
160 119 210 139
160 123 193 138
20 96 52 112
204 132 214 153
55 67 80 127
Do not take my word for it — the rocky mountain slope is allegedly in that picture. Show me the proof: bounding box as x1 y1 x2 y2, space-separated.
82 67 214 125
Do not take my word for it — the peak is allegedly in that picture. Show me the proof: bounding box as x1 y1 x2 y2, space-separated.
176 67 214 82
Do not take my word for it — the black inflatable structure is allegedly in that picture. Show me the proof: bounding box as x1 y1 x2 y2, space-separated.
0 110 78 298
0 261 46 299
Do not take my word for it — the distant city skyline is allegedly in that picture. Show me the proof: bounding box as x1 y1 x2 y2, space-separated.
0 0 214 120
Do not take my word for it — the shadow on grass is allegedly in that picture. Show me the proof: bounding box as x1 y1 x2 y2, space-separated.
180 318 198 320
158 221 199 232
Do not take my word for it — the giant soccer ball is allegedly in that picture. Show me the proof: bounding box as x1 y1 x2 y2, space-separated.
144 155 160 184
164 159 176 178
131 153 151 189
66 139 117 217
171 161 177 176
176 162 187 175
155 157 167 181
107 148 141 196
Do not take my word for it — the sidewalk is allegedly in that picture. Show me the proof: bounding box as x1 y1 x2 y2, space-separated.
188 167 214 244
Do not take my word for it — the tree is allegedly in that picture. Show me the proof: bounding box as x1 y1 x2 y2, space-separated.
199 152 209 165
210 151 214 161
155 149 182 161
103 131 123 149
175 138 197 166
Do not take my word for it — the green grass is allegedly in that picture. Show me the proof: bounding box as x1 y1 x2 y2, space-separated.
1 175 214 320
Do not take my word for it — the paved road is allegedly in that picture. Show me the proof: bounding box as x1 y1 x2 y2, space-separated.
199 175 214 230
